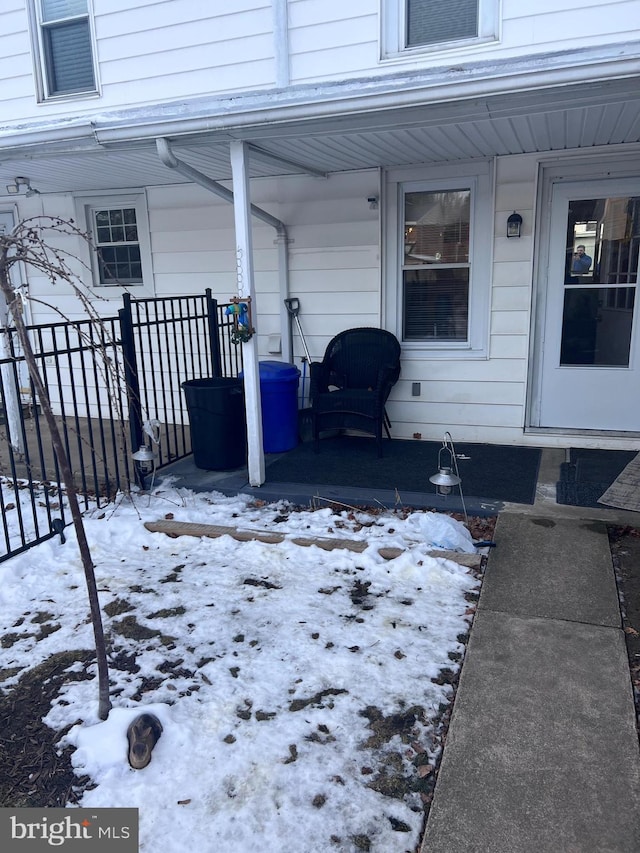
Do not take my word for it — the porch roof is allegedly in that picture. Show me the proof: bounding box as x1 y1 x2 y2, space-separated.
1 53 640 195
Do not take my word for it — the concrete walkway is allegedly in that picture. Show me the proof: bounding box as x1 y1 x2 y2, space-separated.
420 511 640 852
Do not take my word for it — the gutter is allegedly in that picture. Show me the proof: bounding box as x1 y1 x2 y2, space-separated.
0 121 97 153
2 44 638 154
89 44 640 144
155 138 292 362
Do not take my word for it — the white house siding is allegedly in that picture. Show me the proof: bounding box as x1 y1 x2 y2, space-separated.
0 1 33 110
3 1 640 125
387 146 640 451
287 0 640 83
14 169 378 348
1 0 276 123
7 149 640 449
16 193 91 322
385 151 537 447
146 170 381 366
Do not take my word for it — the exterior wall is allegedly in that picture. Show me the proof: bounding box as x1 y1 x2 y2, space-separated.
147 170 381 362
20 169 381 356
288 0 640 83
2 0 639 125
8 149 640 450
388 146 640 451
385 147 640 450
10 192 89 321
2 0 276 122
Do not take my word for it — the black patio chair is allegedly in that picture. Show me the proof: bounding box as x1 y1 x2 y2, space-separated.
309 327 401 457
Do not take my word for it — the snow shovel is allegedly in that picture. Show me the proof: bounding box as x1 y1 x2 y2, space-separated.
284 298 311 362
284 298 311 408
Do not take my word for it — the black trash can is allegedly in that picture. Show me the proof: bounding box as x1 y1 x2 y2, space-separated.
181 378 246 470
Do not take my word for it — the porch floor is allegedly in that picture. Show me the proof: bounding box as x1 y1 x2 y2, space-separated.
157 443 640 526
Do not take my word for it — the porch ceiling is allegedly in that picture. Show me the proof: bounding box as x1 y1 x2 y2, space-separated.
1 78 640 195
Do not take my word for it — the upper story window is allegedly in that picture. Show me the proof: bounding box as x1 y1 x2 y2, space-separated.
29 0 98 100
408 0 476 47
382 0 499 59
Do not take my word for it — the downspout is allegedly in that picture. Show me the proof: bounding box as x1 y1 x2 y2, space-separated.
156 137 292 361
272 0 291 89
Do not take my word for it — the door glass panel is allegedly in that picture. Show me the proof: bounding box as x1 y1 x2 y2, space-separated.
560 287 635 366
560 196 640 366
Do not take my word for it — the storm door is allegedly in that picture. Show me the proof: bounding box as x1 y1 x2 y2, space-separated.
538 180 640 431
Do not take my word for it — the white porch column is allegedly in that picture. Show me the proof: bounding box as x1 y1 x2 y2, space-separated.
0 213 25 454
229 140 265 487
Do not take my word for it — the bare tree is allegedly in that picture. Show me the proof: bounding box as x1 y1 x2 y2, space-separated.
0 216 112 720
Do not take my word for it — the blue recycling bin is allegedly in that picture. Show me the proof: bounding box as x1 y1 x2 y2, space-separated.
241 361 301 453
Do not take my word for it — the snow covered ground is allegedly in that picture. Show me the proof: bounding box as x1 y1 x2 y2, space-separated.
0 481 482 852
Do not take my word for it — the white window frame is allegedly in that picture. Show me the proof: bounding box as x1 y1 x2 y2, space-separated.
27 0 100 102
74 192 154 297
384 160 494 359
380 0 500 60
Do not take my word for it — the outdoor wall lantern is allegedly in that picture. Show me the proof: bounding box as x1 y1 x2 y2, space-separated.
507 211 523 238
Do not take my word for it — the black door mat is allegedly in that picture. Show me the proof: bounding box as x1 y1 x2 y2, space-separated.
266 436 542 505
556 448 638 508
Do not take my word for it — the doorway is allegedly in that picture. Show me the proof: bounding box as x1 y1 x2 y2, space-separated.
536 179 640 432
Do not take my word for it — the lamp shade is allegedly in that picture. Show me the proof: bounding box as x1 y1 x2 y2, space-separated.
429 466 462 488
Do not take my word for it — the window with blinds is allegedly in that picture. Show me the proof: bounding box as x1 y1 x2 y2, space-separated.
402 190 471 341
381 0 496 57
32 0 97 98
407 0 478 47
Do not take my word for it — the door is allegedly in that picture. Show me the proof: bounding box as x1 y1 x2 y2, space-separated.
538 180 640 431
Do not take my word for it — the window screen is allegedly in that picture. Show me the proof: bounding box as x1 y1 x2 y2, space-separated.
407 0 478 47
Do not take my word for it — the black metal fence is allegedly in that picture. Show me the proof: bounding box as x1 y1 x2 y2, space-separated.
0 290 239 563
120 290 244 469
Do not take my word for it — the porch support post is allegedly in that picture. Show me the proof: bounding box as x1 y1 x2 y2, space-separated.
229 140 265 487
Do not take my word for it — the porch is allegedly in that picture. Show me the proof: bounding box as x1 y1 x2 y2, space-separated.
2 59 640 468
157 438 640 524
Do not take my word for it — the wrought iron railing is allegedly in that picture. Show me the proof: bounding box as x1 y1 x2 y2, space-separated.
0 290 239 562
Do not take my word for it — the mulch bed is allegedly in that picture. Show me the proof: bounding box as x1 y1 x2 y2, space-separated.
609 526 640 738
0 650 94 807
4 515 638 817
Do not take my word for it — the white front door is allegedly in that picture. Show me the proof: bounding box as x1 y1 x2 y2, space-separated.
538 179 640 431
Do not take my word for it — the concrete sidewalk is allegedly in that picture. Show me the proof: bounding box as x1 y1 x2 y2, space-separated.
420 512 640 853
